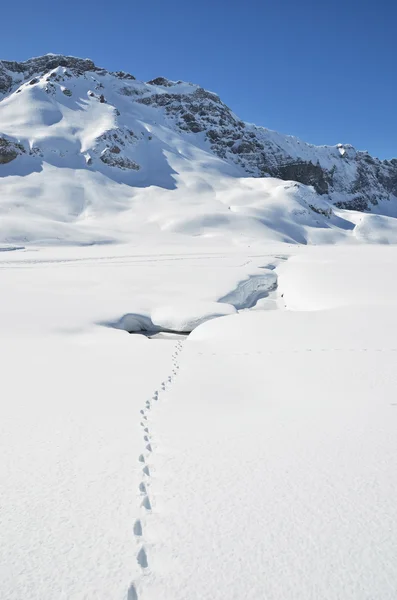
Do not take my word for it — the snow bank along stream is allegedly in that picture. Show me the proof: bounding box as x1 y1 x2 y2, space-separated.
106 266 279 337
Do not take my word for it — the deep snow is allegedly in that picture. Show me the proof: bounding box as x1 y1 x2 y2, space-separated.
1 242 397 600
0 243 283 600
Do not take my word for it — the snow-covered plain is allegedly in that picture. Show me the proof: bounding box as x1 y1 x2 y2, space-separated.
1 242 397 600
0 242 279 600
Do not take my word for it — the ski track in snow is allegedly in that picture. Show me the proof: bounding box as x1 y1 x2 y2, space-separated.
128 339 183 599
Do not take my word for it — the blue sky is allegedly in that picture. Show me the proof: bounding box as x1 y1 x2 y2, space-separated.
2 0 396 158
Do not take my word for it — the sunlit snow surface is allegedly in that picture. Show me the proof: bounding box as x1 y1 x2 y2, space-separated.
2 58 397 600
2 62 397 247
1 242 397 600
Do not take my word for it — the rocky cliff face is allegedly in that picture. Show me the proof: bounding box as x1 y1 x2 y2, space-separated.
1 53 396 212
136 81 397 210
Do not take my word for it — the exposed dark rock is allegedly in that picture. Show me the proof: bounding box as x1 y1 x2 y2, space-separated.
207 129 220 141
349 162 380 206
62 88 72 96
308 204 332 217
232 140 264 155
29 146 43 157
274 161 332 195
45 83 55 95
0 70 12 94
182 112 196 123
0 55 103 96
192 88 222 104
100 149 140 170
112 71 136 80
119 86 144 97
0 136 25 164
1 55 97 80
334 197 369 211
147 77 173 87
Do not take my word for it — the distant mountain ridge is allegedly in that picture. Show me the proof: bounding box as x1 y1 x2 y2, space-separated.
2 53 396 210
1 54 397 245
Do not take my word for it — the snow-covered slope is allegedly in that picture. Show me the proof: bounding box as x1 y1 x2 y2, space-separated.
1 54 397 246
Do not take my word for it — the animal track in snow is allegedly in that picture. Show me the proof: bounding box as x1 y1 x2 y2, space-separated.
130 339 183 597
137 546 148 569
133 519 143 536
141 495 152 510
127 583 138 600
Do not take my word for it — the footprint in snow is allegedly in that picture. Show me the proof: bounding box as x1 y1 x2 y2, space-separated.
127 583 138 600
142 495 152 510
133 519 143 537
137 547 148 569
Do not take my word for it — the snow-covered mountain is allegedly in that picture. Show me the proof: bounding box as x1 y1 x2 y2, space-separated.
1 54 397 245
3 55 397 600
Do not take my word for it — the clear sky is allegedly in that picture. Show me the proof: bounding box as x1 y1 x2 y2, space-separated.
1 0 396 158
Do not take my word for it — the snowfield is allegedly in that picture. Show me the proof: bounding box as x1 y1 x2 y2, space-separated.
1 242 397 600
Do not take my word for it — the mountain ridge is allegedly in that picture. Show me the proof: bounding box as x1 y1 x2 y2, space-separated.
1 53 397 246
